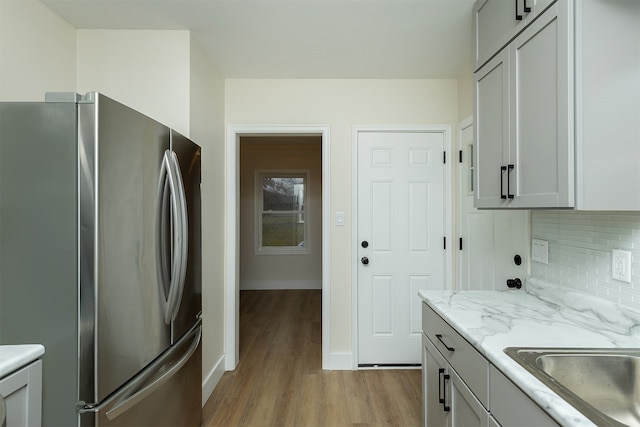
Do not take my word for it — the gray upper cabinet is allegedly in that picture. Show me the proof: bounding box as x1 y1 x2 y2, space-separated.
474 0 640 210
512 8 572 208
574 0 640 210
473 0 556 71
475 2 572 208
475 49 510 208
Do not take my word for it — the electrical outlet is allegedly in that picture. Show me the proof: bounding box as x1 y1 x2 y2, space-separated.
612 249 632 283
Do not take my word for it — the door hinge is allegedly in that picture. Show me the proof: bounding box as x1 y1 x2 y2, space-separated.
443 236 446 250
459 237 463 250
459 150 463 163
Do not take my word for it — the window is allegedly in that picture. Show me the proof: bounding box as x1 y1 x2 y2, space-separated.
255 170 309 254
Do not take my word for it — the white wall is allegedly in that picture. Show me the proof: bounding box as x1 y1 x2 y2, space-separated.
0 0 76 100
239 137 322 290
457 63 474 121
226 78 458 355
188 36 227 404
76 29 191 136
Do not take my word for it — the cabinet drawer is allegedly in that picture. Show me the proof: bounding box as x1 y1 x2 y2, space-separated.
422 303 489 407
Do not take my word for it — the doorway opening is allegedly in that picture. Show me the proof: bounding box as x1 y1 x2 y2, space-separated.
225 125 331 371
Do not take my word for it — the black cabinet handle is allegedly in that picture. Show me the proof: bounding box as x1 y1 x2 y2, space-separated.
500 166 507 199
507 164 515 199
515 0 523 20
435 334 455 352
443 374 451 412
523 0 531 12
438 368 445 404
361 257 369 265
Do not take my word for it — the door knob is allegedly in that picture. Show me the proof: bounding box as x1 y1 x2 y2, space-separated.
361 241 369 248
361 257 369 265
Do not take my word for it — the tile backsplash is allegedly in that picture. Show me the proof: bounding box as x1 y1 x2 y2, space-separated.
531 211 640 312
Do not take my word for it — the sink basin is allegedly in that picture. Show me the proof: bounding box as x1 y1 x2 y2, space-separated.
505 347 640 427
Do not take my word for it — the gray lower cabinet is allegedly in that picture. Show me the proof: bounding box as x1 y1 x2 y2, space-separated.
489 366 558 427
450 368 490 426
423 335 490 427
422 302 490 427
422 335 450 426
422 303 559 427
0 360 42 427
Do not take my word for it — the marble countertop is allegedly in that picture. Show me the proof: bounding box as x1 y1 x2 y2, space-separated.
419 278 640 427
0 345 45 378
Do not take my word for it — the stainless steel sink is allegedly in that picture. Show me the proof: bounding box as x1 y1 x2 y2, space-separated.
505 347 640 427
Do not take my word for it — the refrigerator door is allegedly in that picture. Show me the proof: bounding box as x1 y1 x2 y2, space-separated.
78 93 172 405
170 130 202 343
80 321 202 427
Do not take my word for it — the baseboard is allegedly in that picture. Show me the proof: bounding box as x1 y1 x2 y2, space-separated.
240 279 322 290
323 352 353 370
202 354 225 407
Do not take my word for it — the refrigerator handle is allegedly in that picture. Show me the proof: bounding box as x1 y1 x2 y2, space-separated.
155 151 179 324
157 157 171 290
166 151 188 322
99 322 202 421
156 150 188 325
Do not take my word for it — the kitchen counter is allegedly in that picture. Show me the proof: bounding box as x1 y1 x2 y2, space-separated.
419 277 640 427
0 345 45 378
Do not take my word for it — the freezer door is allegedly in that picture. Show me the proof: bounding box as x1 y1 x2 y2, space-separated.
80 321 202 427
78 93 172 405
170 130 202 342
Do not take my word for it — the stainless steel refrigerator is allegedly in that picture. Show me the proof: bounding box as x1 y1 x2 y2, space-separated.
0 92 202 426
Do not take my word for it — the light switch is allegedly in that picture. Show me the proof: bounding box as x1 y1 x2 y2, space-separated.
336 211 345 226
531 239 549 264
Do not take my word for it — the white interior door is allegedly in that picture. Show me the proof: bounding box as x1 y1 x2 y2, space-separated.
457 121 529 291
357 130 445 366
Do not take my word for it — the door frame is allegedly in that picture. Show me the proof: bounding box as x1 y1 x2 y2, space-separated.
457 116 474 290
225 124 331 370
351 125 453 369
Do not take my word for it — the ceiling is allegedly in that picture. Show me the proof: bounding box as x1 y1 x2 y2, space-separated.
40 0 476 79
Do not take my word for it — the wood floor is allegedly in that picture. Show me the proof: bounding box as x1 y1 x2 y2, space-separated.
202 290 423 427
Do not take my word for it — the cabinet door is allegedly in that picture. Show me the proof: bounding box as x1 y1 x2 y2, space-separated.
422 335 450 427
531 0 555 17
474 48 510 208
510 2 573 207
474 0 526 70
490 365 559 426
0 360 42 427
450 369 490 427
